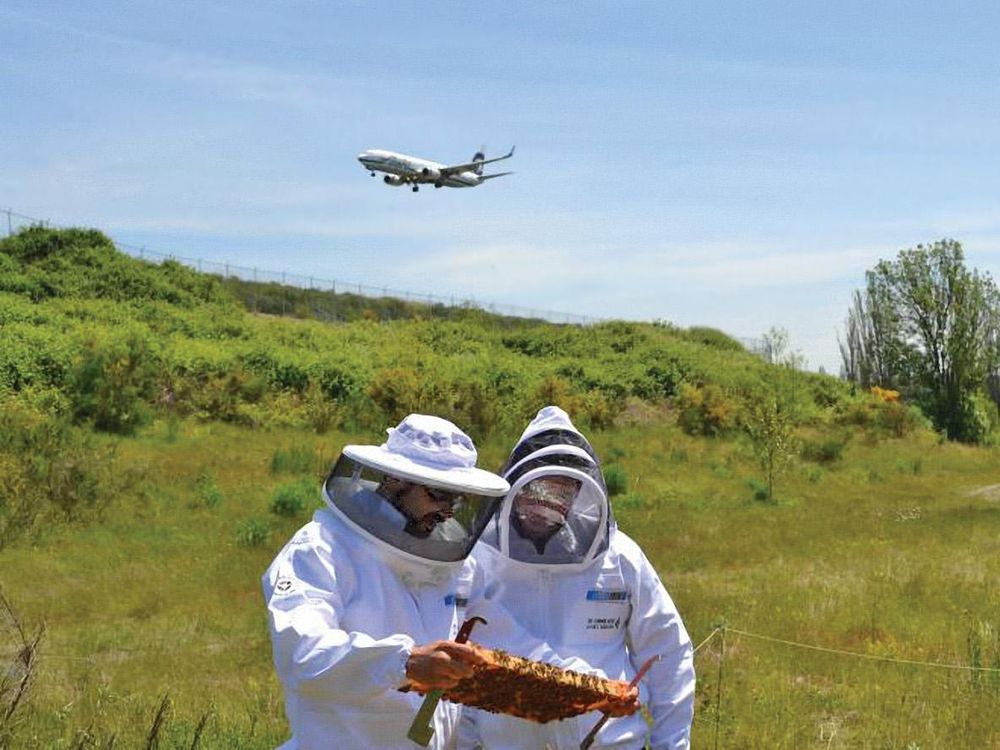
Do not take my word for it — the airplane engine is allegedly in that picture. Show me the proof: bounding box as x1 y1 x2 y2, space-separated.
420 167 441 182
383 175 406 186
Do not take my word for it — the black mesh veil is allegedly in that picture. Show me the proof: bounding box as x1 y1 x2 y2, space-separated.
500 429 598 476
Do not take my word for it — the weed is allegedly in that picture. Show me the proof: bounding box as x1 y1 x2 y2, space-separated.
894 457 923 475
804 466 823 483
604 464 628 497
606 446 627 461
746 478 770 502
615 493 647 512
192 470 222 509
269 443 317 475
235 517 270 547
270 479 315 518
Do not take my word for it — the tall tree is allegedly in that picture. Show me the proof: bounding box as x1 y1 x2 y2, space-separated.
839 239 1000 442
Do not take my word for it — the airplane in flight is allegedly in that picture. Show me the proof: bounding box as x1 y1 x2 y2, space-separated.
357 146 515 191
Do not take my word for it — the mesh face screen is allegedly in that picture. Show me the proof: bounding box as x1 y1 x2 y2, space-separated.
324 455 500 563
501 429 597 475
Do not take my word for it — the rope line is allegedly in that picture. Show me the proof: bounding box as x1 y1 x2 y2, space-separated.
693 627 721 654
723 626 1000 674
7 624 998 674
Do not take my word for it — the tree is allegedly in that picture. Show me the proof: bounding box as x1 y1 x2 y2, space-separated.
760 327 806 370
839 239 1000 442
743 386 797 502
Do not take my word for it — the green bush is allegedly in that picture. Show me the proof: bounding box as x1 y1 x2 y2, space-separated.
683 326 745 352
0 398 117 548
70 327 159 434
800 434 849 464
0 225 877 441
676 382 734 436
367 367 423 423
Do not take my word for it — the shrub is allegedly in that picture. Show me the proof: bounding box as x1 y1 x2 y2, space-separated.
684 326 745 352
367 367 422 423
800 434 849 464
875 400 926 438
0 398 115 548
70 327 159 434
642 361 683 398
579 391 618 431
310 363 360 401
676 383 734 436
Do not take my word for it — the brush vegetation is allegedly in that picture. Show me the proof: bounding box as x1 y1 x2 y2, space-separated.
0 227 997 748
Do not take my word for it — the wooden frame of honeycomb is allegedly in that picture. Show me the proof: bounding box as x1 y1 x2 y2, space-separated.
414 644 635 724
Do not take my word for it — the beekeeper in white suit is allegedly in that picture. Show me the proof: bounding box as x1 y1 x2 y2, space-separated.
262 414 511 750
460 406 696 749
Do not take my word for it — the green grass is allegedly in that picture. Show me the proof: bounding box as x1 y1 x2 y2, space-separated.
1 419 998 747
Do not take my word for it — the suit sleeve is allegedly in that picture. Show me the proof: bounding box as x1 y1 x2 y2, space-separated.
262 531 413 705
625 547 695 749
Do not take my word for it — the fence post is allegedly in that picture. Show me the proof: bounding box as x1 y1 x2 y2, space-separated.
714 625 726 750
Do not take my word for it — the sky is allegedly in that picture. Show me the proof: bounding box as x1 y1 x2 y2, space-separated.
3 2 1000 373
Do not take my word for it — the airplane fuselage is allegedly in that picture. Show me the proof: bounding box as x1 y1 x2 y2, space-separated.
357 149 482 188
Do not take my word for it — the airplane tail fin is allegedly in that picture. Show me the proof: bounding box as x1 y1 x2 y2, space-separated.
472 145 486 176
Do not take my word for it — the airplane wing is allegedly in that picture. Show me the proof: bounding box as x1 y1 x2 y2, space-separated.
438 146 516 177
478 171 514 181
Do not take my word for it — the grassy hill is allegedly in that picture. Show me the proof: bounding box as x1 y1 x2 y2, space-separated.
1 227 998 747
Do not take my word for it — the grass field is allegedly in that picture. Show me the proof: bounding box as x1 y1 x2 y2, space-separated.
1 417 998 748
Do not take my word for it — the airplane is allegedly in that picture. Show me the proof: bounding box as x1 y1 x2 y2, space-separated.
357 146 515 192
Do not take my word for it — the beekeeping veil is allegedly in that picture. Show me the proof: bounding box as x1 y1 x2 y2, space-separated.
322 414 509 569
500 406 600 477
483 406 612 568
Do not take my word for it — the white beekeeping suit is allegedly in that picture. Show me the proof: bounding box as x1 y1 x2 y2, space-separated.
262 414 510 750
460 406 695 750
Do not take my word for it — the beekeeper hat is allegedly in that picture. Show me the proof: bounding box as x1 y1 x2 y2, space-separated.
343 414 509 497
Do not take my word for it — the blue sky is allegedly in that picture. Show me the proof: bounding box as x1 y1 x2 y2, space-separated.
3 2 1000 373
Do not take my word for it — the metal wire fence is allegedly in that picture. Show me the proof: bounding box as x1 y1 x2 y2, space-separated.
2 207 774 356
2 207 603 326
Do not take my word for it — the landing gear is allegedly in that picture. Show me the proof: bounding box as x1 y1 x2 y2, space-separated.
434 182 442 189
412 185 419 192
370 171 375 177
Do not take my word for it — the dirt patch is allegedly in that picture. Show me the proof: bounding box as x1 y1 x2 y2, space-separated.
966 484 1000 502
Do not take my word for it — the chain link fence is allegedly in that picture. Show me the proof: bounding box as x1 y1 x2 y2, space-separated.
3 207 604 326
3 207 775 357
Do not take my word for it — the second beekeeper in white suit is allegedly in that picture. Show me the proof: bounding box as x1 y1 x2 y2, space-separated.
459 406 696 749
